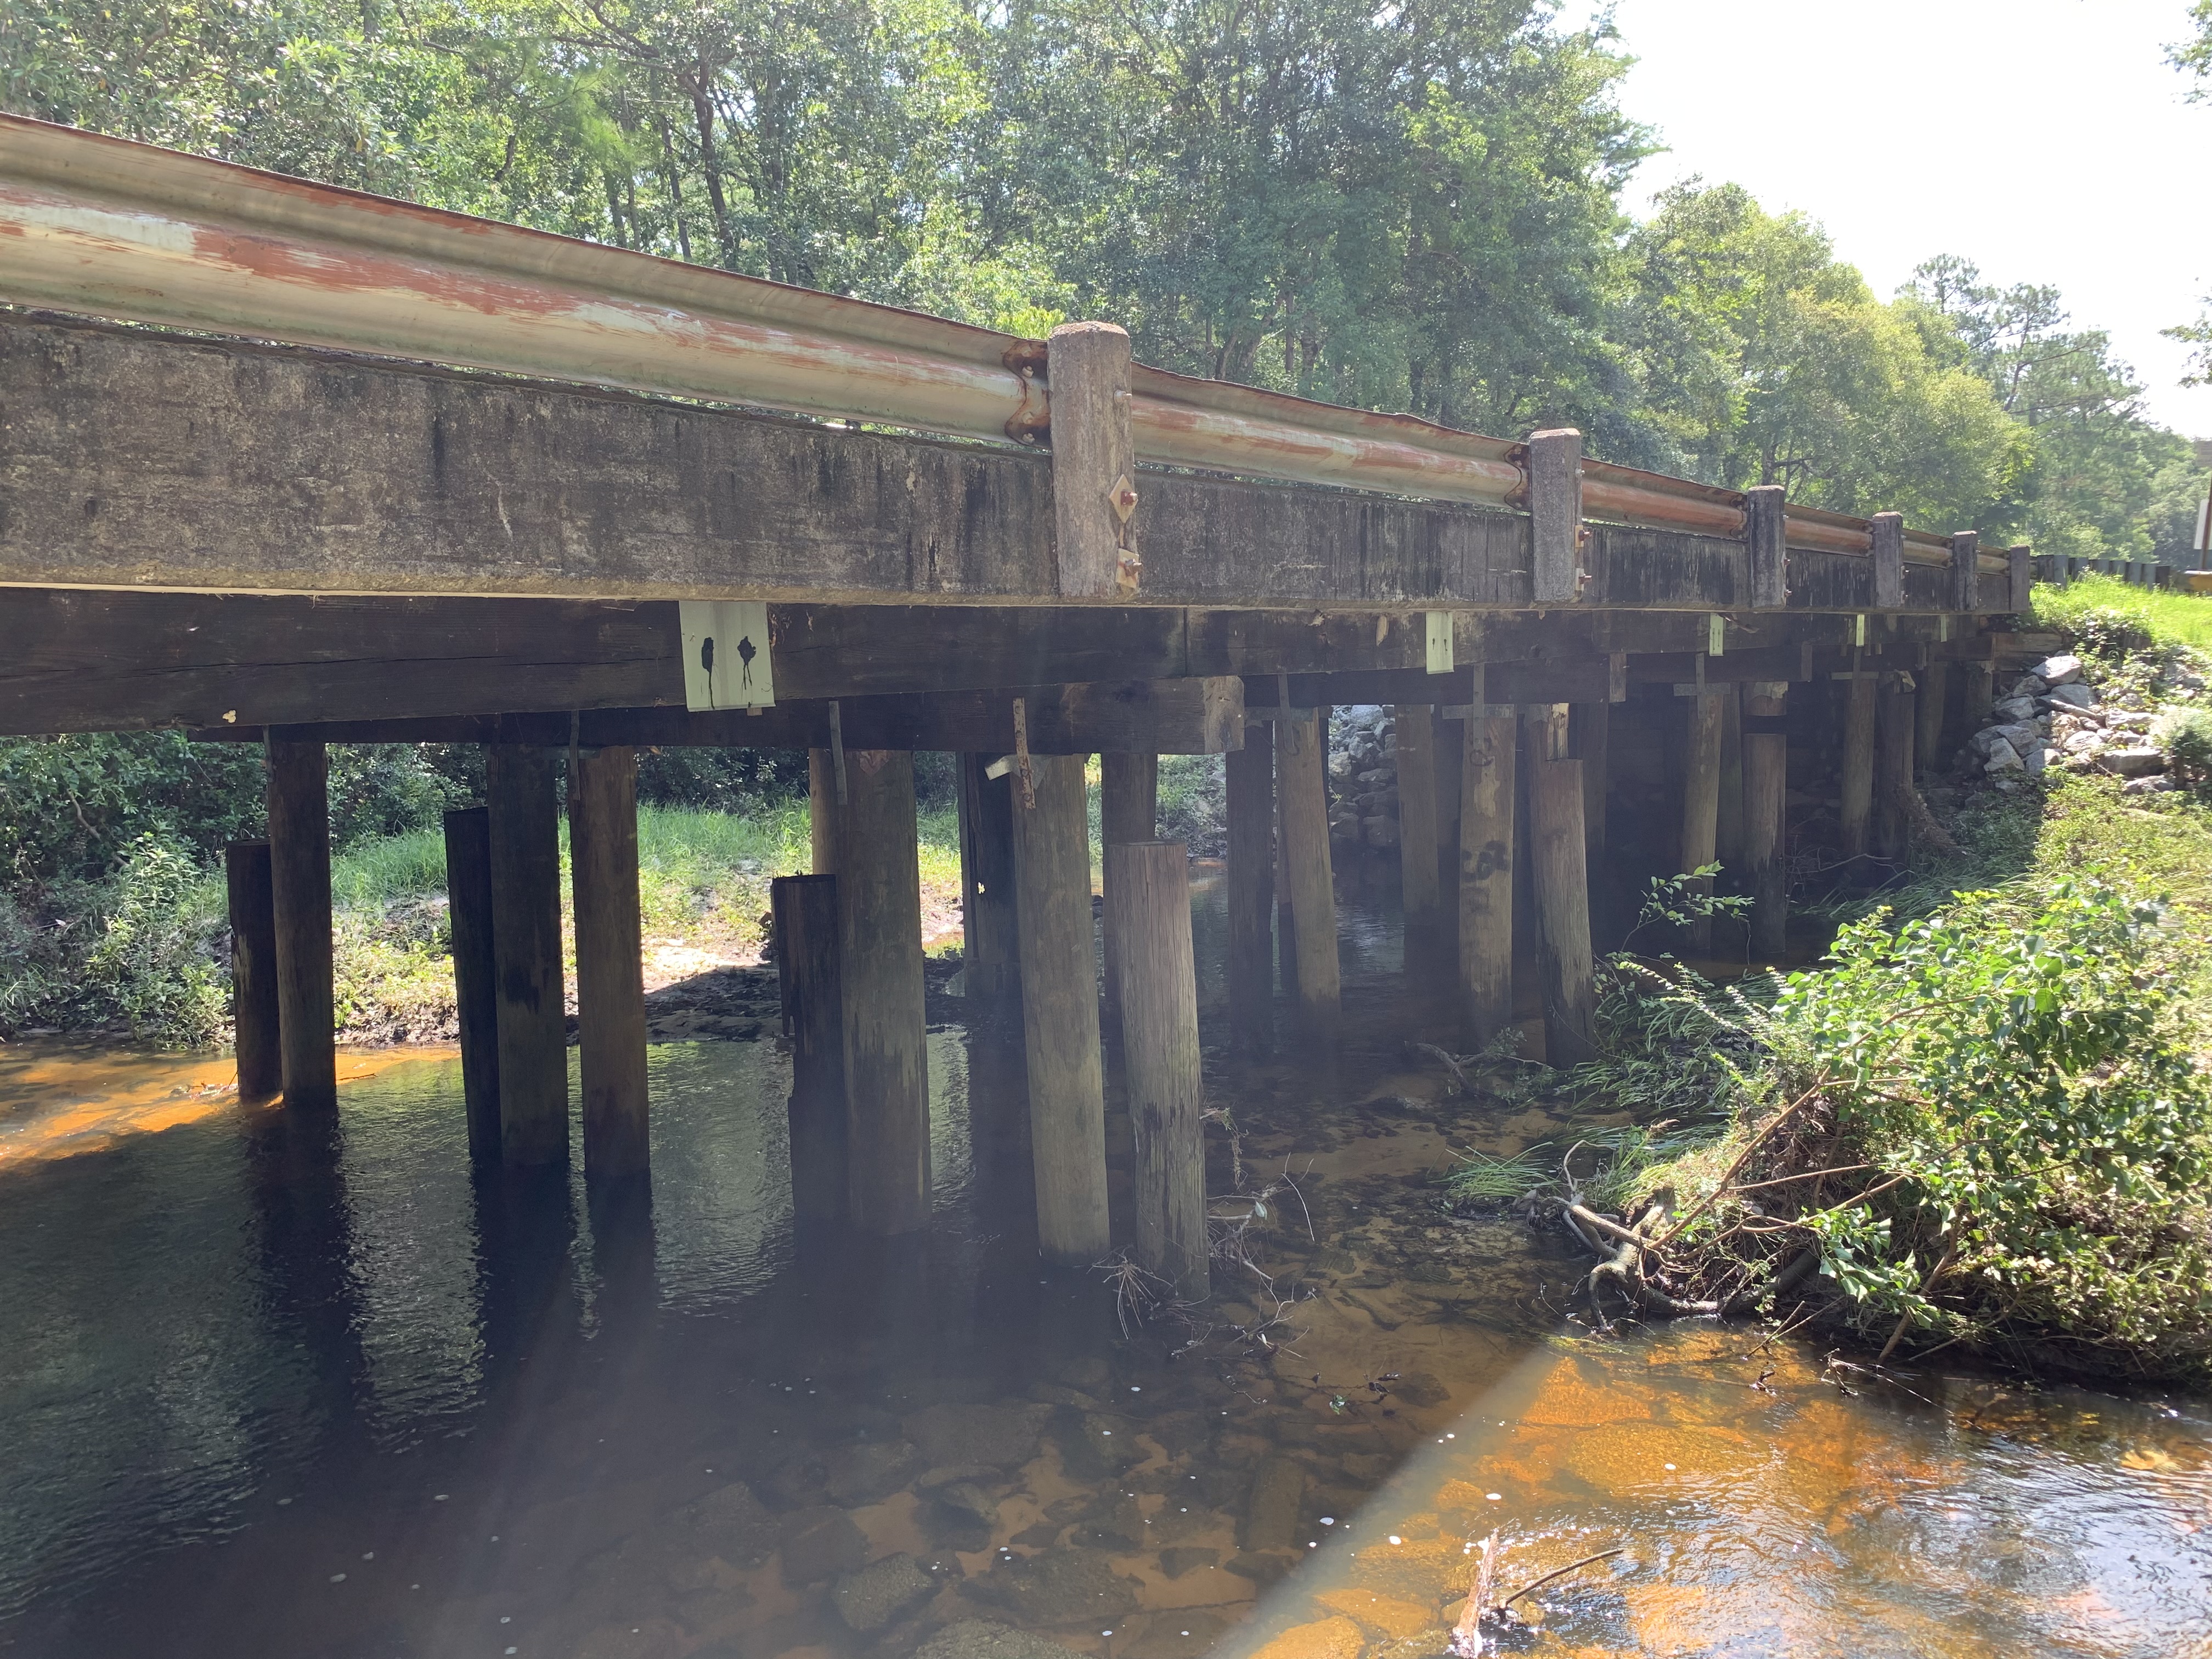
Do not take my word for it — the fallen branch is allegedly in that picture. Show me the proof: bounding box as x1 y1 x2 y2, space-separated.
1889 775 1961 855
1498 1546 1627 1610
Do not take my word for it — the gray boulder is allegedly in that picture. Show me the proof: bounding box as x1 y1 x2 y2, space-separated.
1993 695 2039 723
913 1621 1086 1659
2103 747 2166 777
832 1552 936 1632
902 1402 1051 1471
1983 738 2024 773
2047 682 2097 709
2033 653 2084 687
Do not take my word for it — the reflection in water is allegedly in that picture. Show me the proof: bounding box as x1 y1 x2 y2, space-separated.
0 884 2205 1658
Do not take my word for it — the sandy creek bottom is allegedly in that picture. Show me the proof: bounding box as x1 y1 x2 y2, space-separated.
2 885 2209 1659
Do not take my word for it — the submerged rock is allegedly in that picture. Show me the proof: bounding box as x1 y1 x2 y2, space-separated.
820 1438 920 1504
682 1481 780 1567
969 1548 1142 1622
1241 1455 1307 1550
831 1551 936 1632
912 1620 1087 1659
904 1402 1052 1471
777 1505 867 1584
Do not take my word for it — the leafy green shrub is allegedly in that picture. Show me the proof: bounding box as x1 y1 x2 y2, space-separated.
1651 881 2212 1378
2155 707 2212 783
0 732 264 886
67 834 226 1045
1157 754 1226 856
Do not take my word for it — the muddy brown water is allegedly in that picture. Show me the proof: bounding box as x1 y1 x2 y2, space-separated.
2 874 2208 1658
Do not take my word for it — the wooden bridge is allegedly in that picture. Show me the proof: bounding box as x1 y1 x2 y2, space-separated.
0 115 2024 1288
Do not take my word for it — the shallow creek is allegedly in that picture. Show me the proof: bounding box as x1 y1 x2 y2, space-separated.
2 882 2208 1659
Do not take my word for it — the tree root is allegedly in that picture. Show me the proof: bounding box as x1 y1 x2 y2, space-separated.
1566 1201 1719 1322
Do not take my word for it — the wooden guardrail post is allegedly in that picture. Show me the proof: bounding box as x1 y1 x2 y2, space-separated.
1046 322 1138 599
570 744 650 1183
266 731 337 1111
441 806 500 1160
1528 429 1583 605
1011 751 1111 1261
2008 545 2033 611
1393 704 1443 951
1107 840 1209 1301
1870 512 1904 611
224 839 281 1108
1458 707 1517 1049
1949 530 1980 613
1746 486 1788 610
1226 720 1276 1054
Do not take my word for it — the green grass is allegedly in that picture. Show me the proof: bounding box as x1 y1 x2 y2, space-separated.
2033 574 2212 653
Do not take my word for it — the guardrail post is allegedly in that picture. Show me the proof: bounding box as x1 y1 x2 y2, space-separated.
1870 512 1904 611
2008 546 2032 611
1046 321 1138 599
1528 428 1583 605
1746 486 1787 610
1949 530 1980 613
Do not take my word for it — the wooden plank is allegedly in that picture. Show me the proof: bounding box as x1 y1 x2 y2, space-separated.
196 679 1246 756
1047 321 1137 598
1246 667 1476 709
1484 655 1625 706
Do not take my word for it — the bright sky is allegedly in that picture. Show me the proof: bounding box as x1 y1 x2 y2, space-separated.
1565 0 2212 437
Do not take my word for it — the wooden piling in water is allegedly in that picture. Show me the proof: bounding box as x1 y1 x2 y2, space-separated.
1876 673 1916 862
1274 732 1299 1001
1009 752 1111 1263
1276 708 1341 1035
1679 691 1725 956
809 748 838 874
1105 840 1209 1301
570 745 650 1182
486 744 569 1165
1435 707 1464 961
955 754 1020 1006
1838 669 1877 861
441 806 500 1160
1573 701 1610 859
224 839 281 1108
771 873 847 1226
832 749 931 1234
1523 705 1595 1065
1742 682 1790 959
1099 751 1159 1031
1224 721 1276 1055
1459 710 1517 1049
264 733 336 1111
1392 703 1442 951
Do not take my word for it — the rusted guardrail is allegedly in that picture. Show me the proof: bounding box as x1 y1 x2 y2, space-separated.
0 113 2004 572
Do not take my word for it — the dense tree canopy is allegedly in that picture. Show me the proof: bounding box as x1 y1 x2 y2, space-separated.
1 0 2199 555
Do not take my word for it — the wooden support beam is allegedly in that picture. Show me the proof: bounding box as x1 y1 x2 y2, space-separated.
1528 428 1584 605
956 755 1020 1005
265 733 336 1111
1625 645 1815 685
1435 704 1464 960
1522 706 1595 1065
1392 705 1443 947
1716 684 1745 872
771 874 847 1227
1225 721 1276 1055
1572 702 1610 858
1276 710 1341 1037
1458 712 1517 1049
1047 322 1139 599
486 746 569 1166
1916 659 1950 776
1678 691 1724 955
442 806 501 1161
1274 742 1299 1003
809 748 839 874
570 746 650 1183
224 839 281 1108
1742 682 1789 958
833 751 930 1235
1105 840 1209 1300
193 679 1244 757
1010 753 1111 1262
1838 670 1877 861
1099 752 1159 1031
1875 673 1915 863
1487 654 1626 708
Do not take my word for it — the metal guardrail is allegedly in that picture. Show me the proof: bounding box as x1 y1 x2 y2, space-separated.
0 113 2006 573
